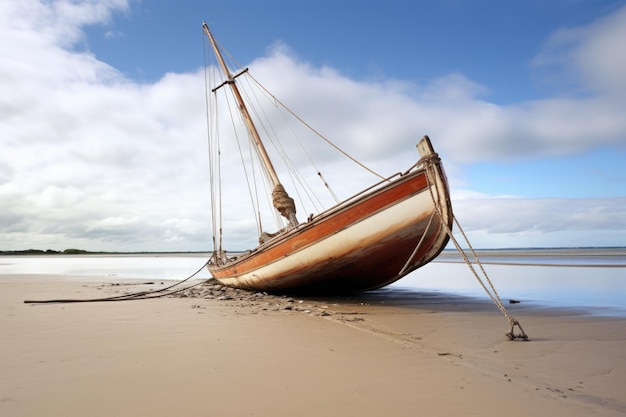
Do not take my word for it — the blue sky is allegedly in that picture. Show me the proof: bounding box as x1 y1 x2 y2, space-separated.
1 0 625 251
84 1 617 101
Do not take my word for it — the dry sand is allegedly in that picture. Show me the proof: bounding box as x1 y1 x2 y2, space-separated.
1 274 625 417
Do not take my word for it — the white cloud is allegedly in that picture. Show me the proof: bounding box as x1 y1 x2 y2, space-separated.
451 198 626 249
0 1 624 251
454 196 626 233
0 0 209 251
531 5 626 96
250 13 626 165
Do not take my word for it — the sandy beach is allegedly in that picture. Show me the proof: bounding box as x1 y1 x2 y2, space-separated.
2 274 625 417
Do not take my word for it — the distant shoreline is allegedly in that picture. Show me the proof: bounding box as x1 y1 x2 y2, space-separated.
0 249 210 256
436 247 626 267
2 246 625 256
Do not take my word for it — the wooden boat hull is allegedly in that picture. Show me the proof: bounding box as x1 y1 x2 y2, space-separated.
209 137 452 293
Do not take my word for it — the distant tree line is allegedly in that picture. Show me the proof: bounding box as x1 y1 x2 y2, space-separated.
0 249 92 255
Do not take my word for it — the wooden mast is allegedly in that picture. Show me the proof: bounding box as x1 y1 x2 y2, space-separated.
203 22 299 227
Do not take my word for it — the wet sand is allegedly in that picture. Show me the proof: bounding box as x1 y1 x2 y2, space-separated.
2 274 625 417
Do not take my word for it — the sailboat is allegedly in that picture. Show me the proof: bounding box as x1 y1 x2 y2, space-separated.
202 22 453 293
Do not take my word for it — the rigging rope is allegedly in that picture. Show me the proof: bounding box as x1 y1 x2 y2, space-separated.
23 260 209 304
205 47 388 240
247 73 386 181
204 36 219 253
239 74 334 211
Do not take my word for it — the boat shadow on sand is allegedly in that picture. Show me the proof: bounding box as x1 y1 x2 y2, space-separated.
174 279 537 317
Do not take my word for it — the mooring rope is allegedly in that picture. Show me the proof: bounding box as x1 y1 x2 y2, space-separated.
446 217 530 341
423 158 529 341
24 260 209 304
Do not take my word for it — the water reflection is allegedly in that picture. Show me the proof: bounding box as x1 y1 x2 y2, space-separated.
394 262 626 315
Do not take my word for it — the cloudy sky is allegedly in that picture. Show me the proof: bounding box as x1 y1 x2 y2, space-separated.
1 0 625 252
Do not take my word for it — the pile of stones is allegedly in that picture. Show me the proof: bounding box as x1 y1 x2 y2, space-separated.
174 278 335 317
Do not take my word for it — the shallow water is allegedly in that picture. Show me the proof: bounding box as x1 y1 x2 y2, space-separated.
435 247 626 267
0 254 212 280
393 261 626 316
2 249 625 315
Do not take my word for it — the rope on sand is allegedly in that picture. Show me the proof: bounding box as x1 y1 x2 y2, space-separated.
23 261 209 304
